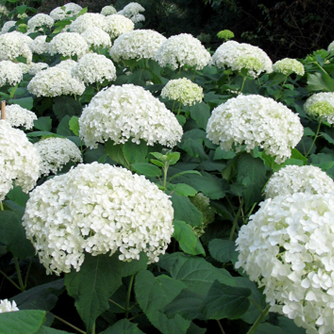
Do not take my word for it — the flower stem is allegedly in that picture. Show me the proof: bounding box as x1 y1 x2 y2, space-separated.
108 298 126 311
246 304 270 334
306 121 321 157
0 201 3 211
0 269 21 291
125 275 135 319
240 76 247 92
14 257 25 291
216 320 226 334
53 314 86 334
229 199 243 240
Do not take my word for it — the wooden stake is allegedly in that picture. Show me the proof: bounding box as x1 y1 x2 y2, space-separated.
1 101 5 120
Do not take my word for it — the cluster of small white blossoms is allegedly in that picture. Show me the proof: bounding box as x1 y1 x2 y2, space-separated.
161 78 204 106
55 59 77 73
79 84 183 149
81 27 111 49
50 2 82 21
265 165 334 199
29 62 49 75
27 13 54 32
70 13 107 34
0 299 19 313
211 40 273 78
328 41 334 54
118 2 145 23
34 137 82 177
0 60 23 86
104 14 134 39
0 120 40 201
155 33 211 70
49 32 89 59
304 92 334 124
22 162 175 275
0 31 32 63
72 53 116 85
110 29 166 62
0 20 16 34
236 192 334 334
18 62 31 74
27 67 85 97
30 35 49 55
273 58 305 76
101 5 117 16
5 104 37 130
206 94 303 164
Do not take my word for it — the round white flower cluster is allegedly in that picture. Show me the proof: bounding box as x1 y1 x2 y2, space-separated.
23 162 174 275
265 165 334 199
0 20 16 34
0 60 23 86
72 53 116 85
70 13 107 34
304 92 334 124
328 41 334 54
161 78 204 106
54 59 77 73
27 67 85 97
0 299 19 313
155 33 211 70
79 84 183 149
118 2 145 23
81 27 111 49
50 2 82 21
110 29 166 62
101 5 117 16
206 94 303 164
27 13 54 32
18 62 31 74
104 14 134 39
273 58 305 76
0 31 32 63
212 40 273 78
130 13 145 24
0 120 40 201
236 192 334 334
30 35 49 55
34 137 82 177
5 104 37 130
29 62 49 75
49 32 89 59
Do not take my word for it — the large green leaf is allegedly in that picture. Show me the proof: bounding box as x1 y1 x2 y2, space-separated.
34 117 52 131
123 140 148 164
6 187 29 207
104 140 129 168
64 252 147 331
132 162 162 177
100 319 145 334
188 103 211 130
135 270 190 334
52 96 82 121
178 129 208 160
307 72 334 92
208 238 238 264
9 97 34 110
36 327 72 334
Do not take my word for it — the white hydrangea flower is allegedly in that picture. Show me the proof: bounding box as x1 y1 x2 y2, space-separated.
5 104 37 129
29 62 49 75
23 162 174 275
101 5 117 16
121 2 145 17
0 20 16 34
49 32 89 59
27 13 54 32
50 2 83 21
273 58 305 76
131 14 145 24
212 40 273 78
0 60 23 86
81 27 111 49
30 35 49 54
34 137 82 177
0 299 19 313
54 59 77 73
236 192 334 334
110 29 166 62
206 94 303 164
0 120 40 201
0 31 32 62
161 77 203 106
104 14 134 39
265 165 334 199
155 33 211 70
304 92 334 124
27 67 85 97
79 84 183 149
18 62 31 74
328 41 334 54
70 13 107 34
72 53 116 85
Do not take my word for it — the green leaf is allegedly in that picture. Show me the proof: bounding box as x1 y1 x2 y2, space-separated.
123 140 148 164
132 162 162 177
69 116 79 136
179 129 208 160
135 270 191 334
52 96 82 121
304 127 315 137
307 72 334 92
310 152 334 170
208 239 238 264
214 147 236 160
27 131 57 138
105 140 129 167
9 97 33 110
167 183 198 197
0 310 46 334
188 103 211 130
56 115 74 137
34 117 52 131
201 280 251 320
321 131 334 145
6 187 29 207
65 252 147 331
166 152 181 165
173 220 206 256
168 170 202 183
36 327 72 334
100 319 145 334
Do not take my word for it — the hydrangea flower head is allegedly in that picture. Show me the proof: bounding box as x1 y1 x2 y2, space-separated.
236 192 334 334
6 104 37 129
328 41 334 54
206 94 303 163
156 33 211 70
50 3 83 21
72 53 116 85
0 31 32 63
0 60 22 86
304 92 334 124
27 13 54 32
81 27 111 49
273 58 305 76
29 62 49 75
30 35 49 55
0 120 40 201
0 20 16 34
212 40 273 78
217 29 234 41
70 13 107 34
161 78 204 106
54 59 77 73
104 14 134 39
101 5 117 16
0 299 19 313
79 84 183 149
23 162 174 275
120 2 145 18
109 29 166 62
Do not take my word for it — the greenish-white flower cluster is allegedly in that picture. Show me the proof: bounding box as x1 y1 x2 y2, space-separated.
0 299 19 313
79 84 183 148
104 14 134 39
30 35 49 54
155 33 211 70
49 2 82 21
70 13 107 34
23 162 175 275
0 60 23 86
5 104 37 130
29 62 49 75
304 92 334 124
206 94 303 163
0 31 32 63
101 5 117 16
110 29 166 62
212 40 273 78
81 27 111 49
236 192 334 334
273 58 305 76
27 13 54 32
118 2 145 23
0 20 16 34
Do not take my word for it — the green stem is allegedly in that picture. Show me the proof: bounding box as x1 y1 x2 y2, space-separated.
246 304 270 334
90 323 95 334
0 201 3 211
53 314 86 334
0 269 21 291
108 298 126 311
216 320 226 334
229 199 243 240
14 257 25 291
306 121 321 157
162 164 168 190
177 101 182 115
125 275 135 319
313 61 329 76
24 257 33 288
240 76 247 92
275 76 288 101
